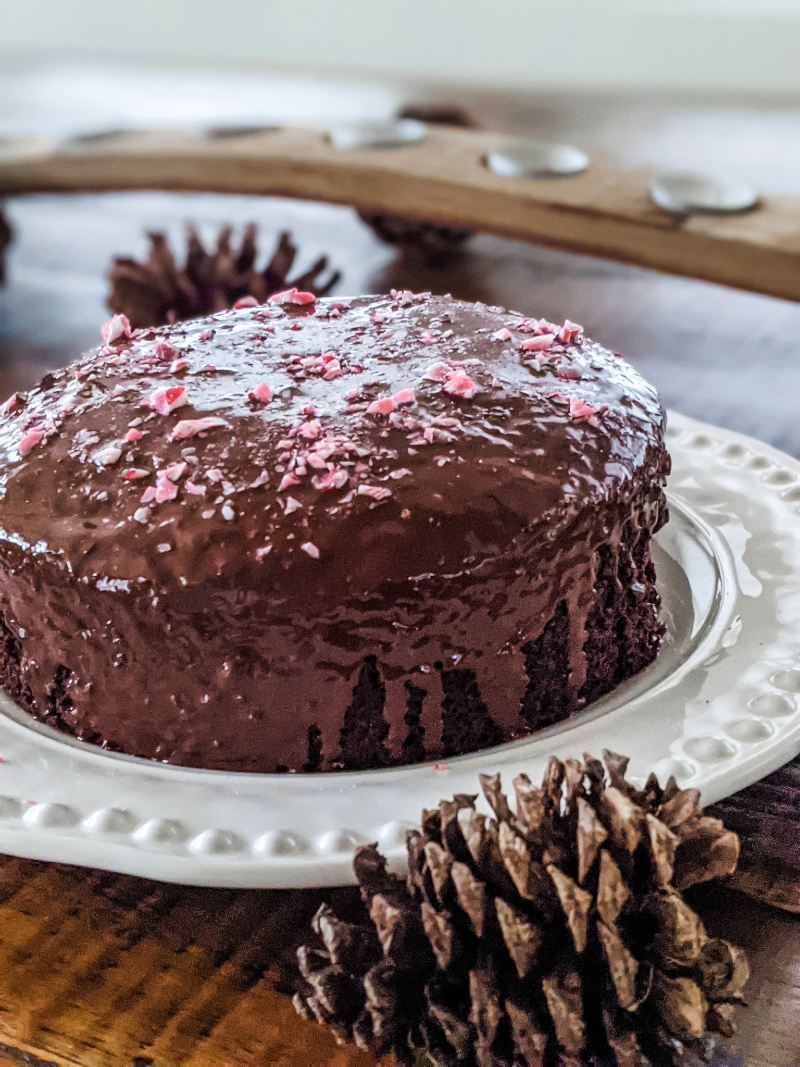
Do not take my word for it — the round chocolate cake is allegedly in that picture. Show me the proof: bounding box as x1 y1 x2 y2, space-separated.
0 291 669 772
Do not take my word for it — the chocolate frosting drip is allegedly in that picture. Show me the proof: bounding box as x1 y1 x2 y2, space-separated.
0 293 668 772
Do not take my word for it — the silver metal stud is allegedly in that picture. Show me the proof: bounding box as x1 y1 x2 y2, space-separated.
486 138 588 179
650 171 759 215
328 118 426 151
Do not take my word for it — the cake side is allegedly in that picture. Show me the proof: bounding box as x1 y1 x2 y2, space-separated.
0 293 669 771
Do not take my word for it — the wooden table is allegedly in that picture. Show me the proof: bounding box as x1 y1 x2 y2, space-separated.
1 67 800 1066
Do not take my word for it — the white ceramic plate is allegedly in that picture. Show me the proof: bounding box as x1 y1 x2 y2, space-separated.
1 409 799 888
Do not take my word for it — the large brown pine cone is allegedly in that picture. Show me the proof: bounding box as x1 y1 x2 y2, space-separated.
294 752 747 1067
107 224 340 329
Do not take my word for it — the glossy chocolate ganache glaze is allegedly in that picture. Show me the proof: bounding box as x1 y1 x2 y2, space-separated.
0 292 669 772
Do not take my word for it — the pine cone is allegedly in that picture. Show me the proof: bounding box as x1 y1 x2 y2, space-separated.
107 224 341 329
294 752 747 1067
0 203 12 285
357 104 475 266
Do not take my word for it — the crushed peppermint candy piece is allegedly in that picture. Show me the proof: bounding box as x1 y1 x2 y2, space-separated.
300 541 320 559
297 419 321 439
443 372 477 399
423 362 452 382
366 396 396 416
559 319 584 341
568 395 606 423
389 468 412 479
358 484 392 501
392 388 416 406
125 428 142 442
248 382 273 404
169 358 189 373
157 543 172 553
557 364 582 381
123 468 150 481
145 385 188 416
279 472 301 492
164 462 187 482
420 330 435 345
169 417 230 441
132 507 151 524
221 502 236 520
184 480 206 495
92 445 123 467
491 328 513 342
255 544 273 560
18 427 46 456
199 330 214 342
206 468 223 483
283 496 302 514
520 334 555 352
101 314 132 345
1 393 19 414
153 342 178 361
140 486 157 504
268 287 316 306
249 471 270 488
154 474 178 503
202 509 216 519
312 468 349 491
301 403 316 416
233 295 259 309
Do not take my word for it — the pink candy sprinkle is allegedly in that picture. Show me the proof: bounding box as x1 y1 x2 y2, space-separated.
279 472 301 492
18 427 45 456
267 287 316 306
170 359 189 374
184 481 206 495
145 385 188 416
248 382 273 404
233 295 259 309
168 417 230 441
520 334 555 352
491 328 512 342
423 362 451 382
123 468 149 481
100 314 132 345
300 541 320 559
358 484 392 501
125 428 142 442
1 393 19 414
442 372 476 399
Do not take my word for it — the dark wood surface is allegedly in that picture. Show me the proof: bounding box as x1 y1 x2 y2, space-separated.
0 67 800 1066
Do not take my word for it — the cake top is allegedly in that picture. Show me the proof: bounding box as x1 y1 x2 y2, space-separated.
0 292 664 597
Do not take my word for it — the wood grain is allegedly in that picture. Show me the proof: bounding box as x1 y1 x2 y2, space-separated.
1 125 800 302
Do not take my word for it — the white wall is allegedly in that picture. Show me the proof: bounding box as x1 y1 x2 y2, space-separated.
1 0 800 96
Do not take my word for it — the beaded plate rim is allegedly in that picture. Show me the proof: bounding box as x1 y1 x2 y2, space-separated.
0 409 799 888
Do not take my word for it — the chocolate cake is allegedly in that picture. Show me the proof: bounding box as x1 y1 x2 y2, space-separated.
0 292 669 773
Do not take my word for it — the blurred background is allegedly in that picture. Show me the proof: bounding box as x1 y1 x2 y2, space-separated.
1 0 800 450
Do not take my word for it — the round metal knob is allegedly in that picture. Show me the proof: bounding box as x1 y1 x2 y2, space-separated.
650 171 759 215
486 139 588 179
328 119 426 151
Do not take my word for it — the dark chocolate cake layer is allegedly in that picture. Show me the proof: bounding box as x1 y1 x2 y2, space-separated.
0 292 669 772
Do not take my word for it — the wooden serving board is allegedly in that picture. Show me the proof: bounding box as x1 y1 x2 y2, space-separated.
1 124 800 303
